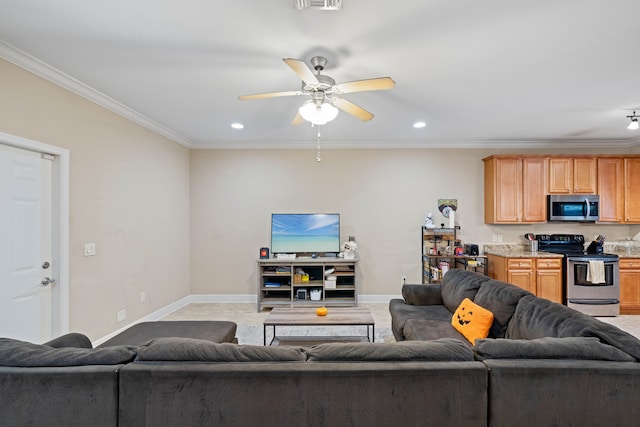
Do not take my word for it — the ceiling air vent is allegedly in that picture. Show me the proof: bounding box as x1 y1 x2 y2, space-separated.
293 0 343 10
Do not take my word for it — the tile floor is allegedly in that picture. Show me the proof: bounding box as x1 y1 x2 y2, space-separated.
161 302 640 344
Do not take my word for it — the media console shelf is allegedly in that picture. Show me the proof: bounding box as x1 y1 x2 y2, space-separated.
257 257 358 312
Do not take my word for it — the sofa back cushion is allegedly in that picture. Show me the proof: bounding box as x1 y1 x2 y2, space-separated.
402 284 443 306
506 295 640 360
474 337 635 361
473 279 532 338
440 269 490 313
0 338 136 367
306 339 474 362
137 337 306 362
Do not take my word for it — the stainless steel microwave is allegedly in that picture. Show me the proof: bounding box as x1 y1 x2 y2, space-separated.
547 194 600 222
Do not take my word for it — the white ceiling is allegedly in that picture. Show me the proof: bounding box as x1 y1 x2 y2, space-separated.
1 0 640 149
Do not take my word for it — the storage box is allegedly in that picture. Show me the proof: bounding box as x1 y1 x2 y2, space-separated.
294 274 302 284
310 288 322 301
325 275 337 289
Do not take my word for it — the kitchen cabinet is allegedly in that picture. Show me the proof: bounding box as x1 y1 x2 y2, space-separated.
624 158 640 223
483 156 546 224
535 258 563 303
548 157 597 194
487 255 562 303
597 157 624 222
620 258 640 314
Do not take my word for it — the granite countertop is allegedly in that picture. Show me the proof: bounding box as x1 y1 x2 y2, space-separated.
483 244 563 258
484 243 640 259
607 249 640 259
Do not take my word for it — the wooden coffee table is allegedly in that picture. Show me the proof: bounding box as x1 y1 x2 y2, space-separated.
263 307 375 346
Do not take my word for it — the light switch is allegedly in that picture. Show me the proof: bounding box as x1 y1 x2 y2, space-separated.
84 243 96 257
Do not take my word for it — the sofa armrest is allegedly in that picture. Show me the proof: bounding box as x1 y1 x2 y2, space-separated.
43 333 93 349
402 284 444 306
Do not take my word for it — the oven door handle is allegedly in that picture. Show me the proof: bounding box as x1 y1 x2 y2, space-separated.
567 299 620 305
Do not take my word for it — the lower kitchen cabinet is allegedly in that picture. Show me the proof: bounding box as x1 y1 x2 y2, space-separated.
487 255 563 303
535 258 563 303
620 258 640 314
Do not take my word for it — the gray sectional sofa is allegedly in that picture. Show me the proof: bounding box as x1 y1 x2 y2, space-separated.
389 269 640 427
1 334 487 427
2 269 640 426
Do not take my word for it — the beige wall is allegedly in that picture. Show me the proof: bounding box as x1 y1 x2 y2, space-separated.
190 147 637 297
3 56 640 339
0 59 191 340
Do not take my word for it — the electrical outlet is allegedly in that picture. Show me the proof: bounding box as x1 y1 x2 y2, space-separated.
492 234 498 242
497 235 503 243
140 292 146 303
117 309 126 322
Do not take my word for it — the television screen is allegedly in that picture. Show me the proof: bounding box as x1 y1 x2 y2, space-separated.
271 213 340 254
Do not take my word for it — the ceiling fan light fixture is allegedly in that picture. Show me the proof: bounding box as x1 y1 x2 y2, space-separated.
627 112 640 130
299 100 339 125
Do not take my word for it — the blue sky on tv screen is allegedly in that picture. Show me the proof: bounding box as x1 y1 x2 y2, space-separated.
271 214 339 252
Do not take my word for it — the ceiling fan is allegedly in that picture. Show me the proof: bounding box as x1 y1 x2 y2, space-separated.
238 56 395 125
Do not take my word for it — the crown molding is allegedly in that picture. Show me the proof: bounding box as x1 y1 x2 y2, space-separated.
191 137 640 150
0 41 193 148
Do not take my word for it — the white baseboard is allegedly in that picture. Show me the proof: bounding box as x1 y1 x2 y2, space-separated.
93 294 401 346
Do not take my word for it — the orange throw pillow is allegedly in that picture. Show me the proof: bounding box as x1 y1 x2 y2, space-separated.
451 298 494 344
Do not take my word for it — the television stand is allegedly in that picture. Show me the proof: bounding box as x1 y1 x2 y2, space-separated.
257 257 358 312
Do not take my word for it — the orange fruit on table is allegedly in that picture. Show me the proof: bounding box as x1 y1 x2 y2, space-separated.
316 307 328 316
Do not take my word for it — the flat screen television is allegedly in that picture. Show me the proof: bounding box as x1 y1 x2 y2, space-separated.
271 213 340 255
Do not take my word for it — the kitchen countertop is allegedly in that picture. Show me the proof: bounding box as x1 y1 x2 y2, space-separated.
484 244 640 259
483 244 563 258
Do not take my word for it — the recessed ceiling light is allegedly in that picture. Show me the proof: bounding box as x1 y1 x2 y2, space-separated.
231 122 244 129
413 121 427 129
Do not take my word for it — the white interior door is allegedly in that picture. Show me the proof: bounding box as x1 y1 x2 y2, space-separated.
0 144 53 342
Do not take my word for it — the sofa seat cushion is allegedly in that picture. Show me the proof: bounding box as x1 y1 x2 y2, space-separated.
403 319 470 345
473 279 532 338
0 338 136 367
137 337 306 362
389 299 453 340
307 338 474 361
98 320 237 347
474 337 635 361
440 269 490 313
506 295 640 360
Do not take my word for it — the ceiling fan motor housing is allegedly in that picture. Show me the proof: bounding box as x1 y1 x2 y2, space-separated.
302 74 335 92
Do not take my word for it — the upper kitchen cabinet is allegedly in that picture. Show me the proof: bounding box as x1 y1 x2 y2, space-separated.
624 158 640 223
597 157 624 222
484 156 546 224
548 157 597 194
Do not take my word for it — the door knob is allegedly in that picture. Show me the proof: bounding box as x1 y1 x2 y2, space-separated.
40 277 56 286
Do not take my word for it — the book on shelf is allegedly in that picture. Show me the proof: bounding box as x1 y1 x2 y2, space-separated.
264 282 282 287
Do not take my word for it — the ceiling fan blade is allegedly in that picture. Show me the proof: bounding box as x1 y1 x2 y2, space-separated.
292 112 305 126
333 77 396 94
332 97 374 121
238 90 303 100
283 58 319 85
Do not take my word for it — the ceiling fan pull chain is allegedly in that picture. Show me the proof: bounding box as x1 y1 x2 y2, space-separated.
316 126 322 162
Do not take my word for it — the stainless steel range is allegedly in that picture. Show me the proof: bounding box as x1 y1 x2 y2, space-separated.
536 234 620 316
